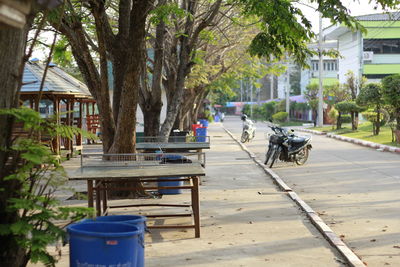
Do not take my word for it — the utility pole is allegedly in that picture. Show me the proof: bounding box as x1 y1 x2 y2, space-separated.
240 79 243 102
270 74 274 99
285 59 290 121
250 81 253 118
317 12 324 127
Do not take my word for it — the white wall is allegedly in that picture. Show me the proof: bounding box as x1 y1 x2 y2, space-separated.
338 31 362 83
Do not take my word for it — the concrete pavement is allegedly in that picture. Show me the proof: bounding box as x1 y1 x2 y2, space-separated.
145 123 345 266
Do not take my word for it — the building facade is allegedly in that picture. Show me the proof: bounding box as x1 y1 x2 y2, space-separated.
324 12 400 84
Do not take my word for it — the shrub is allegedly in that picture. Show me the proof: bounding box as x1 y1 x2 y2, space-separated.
263 102 277 120
381 74 400 130
272 111 288 122
341 114 351 123
328 107 338 129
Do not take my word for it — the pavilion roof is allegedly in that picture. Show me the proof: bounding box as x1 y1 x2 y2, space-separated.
21 60 92 98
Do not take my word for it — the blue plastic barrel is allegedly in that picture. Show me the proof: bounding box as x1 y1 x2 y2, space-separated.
67 222 141 267
158 154 184 194
199 119 209 127
81 215 146 267
195 127 207 142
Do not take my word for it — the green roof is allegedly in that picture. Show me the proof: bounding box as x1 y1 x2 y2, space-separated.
310 78 339 86
363 64 400 75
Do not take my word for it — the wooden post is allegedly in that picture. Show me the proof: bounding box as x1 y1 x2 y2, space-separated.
77 100 83 146
53 97 60 154
191 176 200 238
69 99 75 156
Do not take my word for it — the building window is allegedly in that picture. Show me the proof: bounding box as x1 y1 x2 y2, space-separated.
311 60 338 72
364 39 400 54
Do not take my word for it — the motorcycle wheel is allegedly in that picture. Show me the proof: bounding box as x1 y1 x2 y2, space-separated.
269 147 281 168
241 132 249 143
295 147 309 165
264 147 273 165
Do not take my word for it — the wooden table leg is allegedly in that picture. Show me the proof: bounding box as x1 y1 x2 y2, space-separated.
197 149 203 185
102 181 108 215
191 176 200 238
95 180 101 216
87 180 94 217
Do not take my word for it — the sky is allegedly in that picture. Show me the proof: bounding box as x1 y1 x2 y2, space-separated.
297 0 398 33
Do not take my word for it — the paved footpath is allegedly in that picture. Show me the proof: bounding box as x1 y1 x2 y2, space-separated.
224 115 400 267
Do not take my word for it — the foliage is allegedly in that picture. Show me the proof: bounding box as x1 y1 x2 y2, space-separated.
236 0 365 67
272 111 288 122
336 101 365 115
357 83 383 107
324 82 350 105
341 114 352 123
357 83 385 135
335 101 364 129
276 100 286 113
381 74 400 130
362 109 384 124
291 102 308 112
242 104 251 116
263 102 277 120
304 83 320 112
0 108 92 266
328 107 339 129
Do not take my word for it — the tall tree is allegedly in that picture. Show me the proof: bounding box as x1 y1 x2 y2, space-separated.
357 83 384 135
51 0 154 153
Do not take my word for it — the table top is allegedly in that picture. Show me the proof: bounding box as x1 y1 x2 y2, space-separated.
136 142 210 150
67 163 205 180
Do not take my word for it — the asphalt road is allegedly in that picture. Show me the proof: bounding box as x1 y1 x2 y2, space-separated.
223 115 400 267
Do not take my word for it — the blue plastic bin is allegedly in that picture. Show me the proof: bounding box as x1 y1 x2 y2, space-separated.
158 154 184 194
67 222 141 267
195 127 208 142
81 215 146 267
199 119 209 127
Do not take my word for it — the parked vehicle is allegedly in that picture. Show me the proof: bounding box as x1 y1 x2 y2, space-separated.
240 115 256 143
264 124 312 168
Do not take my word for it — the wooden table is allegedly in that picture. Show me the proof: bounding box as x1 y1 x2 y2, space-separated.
68 163 205 238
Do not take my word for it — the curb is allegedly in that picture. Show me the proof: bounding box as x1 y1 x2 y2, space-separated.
297 129 400 154
223 126 366 267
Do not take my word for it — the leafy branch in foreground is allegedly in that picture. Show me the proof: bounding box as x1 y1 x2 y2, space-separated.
0 107 93 266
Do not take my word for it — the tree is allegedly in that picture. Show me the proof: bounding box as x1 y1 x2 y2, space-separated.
304 83 319 126
381 74 400 131
50 0 155 153
357 83 384 135
335 101 365 130
342 71 366 130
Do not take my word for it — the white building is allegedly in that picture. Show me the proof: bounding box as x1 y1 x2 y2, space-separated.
324 12 400 84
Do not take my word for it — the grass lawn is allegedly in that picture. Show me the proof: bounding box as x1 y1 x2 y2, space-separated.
311 122 399 147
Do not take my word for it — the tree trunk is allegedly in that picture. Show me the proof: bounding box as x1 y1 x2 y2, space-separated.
142 106 162 137
0 17 31 267
337 112 342 129
375 109 381 135
353 112 359 131
139 17 165 137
